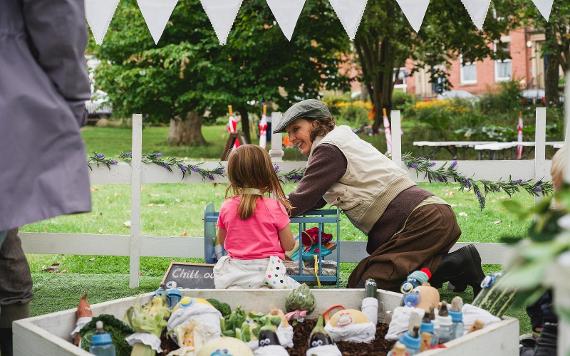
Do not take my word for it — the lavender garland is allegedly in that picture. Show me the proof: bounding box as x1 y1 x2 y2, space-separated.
87 152 552 209
403 153 553 210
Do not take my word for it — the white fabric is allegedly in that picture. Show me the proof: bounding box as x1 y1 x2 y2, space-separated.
167 303 222 348
531 0 554 21
386 304 501 341
305 344 342 356
213 256 299 289
126 333 162 353
386 306 426 341
276 324 294 348
200 0 243 45
70 317 92 336
266 0 306 41
460 0 491 30
254 345 289 355
137 0 179 44
461 304 501 333
395 0 430 33
328 0 368 40
361 297 378 326
85 0 120 44
324 321 376 343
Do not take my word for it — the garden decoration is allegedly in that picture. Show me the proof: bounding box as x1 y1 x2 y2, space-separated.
204 208 341 285
305 315 341 356
323 304 376 343
419 309 437 351
71 293 93 347
195 337 253 356
125 295 170 355
434 302 453 344
79 314 134 356
400 268 431 294
87 151 552 209
449 297 465 340
397 311 421 355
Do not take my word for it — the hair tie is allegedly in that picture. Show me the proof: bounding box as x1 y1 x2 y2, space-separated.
240 188 263 195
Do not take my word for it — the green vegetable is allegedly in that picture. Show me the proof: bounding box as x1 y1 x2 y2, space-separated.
79 314 134 356
125 296 170 356
207 298 231 317
365 279 377 298
285 284 315 313
241 322 252 342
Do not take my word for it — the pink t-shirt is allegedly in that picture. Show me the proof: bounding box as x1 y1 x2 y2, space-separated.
217 196 290 260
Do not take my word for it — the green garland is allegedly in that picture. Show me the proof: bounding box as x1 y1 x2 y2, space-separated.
87 151 553 207
404 153 553 210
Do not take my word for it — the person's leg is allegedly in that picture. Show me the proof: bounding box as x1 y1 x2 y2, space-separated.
0 229 33 356
347 204 461 292
0 302 30 356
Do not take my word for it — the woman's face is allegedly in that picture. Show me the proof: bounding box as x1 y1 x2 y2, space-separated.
286 119 317 156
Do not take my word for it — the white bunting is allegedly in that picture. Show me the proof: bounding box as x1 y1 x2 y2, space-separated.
460 0 491 30
531 0 554 21
266 0 306 41
85 0 120 45
328 0 368 40
137 0 178 44
396 0 430 33
200 0 243 45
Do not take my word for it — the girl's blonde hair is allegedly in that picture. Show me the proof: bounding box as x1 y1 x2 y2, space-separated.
227 145 293 219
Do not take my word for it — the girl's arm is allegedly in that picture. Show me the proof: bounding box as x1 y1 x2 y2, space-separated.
278 225 295 252
217 228 227 245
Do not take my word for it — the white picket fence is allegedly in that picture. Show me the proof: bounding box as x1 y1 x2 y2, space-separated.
21 108 556 288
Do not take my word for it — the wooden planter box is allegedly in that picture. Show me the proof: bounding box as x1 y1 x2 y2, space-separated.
13 289 518 356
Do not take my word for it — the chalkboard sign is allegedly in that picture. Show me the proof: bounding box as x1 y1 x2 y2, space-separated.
161 262 215 289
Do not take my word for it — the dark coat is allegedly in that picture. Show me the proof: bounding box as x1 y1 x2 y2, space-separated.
0 0 92 230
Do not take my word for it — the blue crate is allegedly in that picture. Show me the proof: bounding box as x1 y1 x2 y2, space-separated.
203 203 340 286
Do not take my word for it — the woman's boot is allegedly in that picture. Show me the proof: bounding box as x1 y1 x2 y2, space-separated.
430 244 485 296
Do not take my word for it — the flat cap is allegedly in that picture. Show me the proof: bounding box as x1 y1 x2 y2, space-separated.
272 99 332 133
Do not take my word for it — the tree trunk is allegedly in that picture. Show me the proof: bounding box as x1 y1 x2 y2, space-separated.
167 111 207 146
236 107 251 144
544 22 561 107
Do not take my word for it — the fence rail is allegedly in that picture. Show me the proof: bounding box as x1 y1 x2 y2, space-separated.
21 108 555 287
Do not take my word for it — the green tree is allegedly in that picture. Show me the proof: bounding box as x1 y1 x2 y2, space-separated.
94 0 350 146
519 0 569 106
354 0 517 132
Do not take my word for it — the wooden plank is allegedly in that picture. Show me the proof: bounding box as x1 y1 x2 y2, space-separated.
21 233 511 265
130 114 143 288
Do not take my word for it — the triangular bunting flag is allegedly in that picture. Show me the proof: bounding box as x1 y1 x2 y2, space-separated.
328 0 368 40
460 0 491 30
200 0 243 45
266 0 306 41
396 0 430 33
531 0 554 21
85 0 120 45
137 0 179 44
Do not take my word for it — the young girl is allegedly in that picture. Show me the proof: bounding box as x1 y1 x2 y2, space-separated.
214 144 299 289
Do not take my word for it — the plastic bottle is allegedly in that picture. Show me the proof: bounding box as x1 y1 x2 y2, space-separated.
434 302 453 344
449 296 465 340
387 342 408 356
89 321 116 356
399 325 420 355
419 308 438 350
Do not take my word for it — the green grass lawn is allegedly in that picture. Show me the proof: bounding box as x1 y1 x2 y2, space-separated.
21 126 536 334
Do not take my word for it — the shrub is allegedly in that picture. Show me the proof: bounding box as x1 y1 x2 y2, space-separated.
478 80 522 117
392 91 414 111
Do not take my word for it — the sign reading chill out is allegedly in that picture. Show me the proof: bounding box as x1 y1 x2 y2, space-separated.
161 262 215 289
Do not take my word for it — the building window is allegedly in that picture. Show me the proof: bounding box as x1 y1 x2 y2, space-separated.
394 67 408 90
460 56 477 84
495 41 512 82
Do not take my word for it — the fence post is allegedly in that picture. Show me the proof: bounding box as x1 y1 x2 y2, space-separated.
391 110 402 166
534 107 546 203
129 114 143 288
270 112 284 162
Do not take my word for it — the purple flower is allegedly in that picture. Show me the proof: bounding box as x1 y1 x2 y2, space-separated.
273 164 281 174
429 162 436 167
513 179 523 184
109 160 118 165
95 153 105 160
409 162 418 169
450 160 458 170
189 165 200 173
207 174 215 181
533 185 543 194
